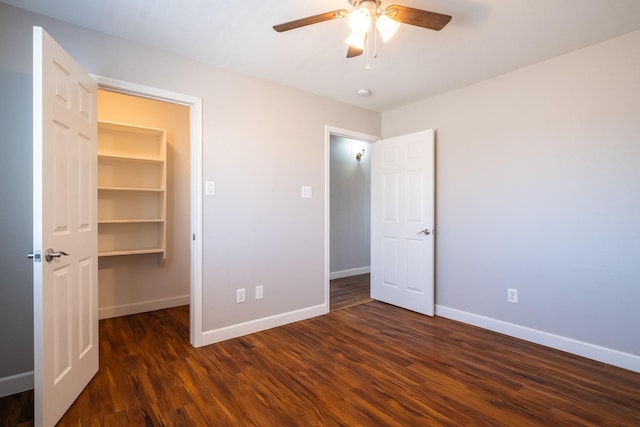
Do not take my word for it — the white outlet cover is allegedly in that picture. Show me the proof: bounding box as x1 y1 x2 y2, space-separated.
301 186 312 198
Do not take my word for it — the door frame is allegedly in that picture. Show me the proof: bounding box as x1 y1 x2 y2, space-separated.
324 126 379 310
92 75 204 346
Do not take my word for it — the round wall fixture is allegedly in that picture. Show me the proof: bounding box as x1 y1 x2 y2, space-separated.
356 88 371 97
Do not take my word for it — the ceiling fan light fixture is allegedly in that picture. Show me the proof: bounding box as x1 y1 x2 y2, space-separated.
376 14 400 42
272 1 453 61
348 7 372 34
345 31 366 49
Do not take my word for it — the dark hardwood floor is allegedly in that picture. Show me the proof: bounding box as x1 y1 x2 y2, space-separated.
0 275 370 426
3 283 640 425
330 273 372 310
0 388 32 427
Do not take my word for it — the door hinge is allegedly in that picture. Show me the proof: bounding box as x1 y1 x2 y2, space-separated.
193 233 196 241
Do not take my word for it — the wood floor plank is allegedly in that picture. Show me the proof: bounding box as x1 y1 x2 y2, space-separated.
330 273 371 310
0 389 33 427
3 300 640 426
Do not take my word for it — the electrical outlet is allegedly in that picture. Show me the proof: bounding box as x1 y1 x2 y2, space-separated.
255 285 264 300
507 288 518 304
236 288 245 303
301 186 312 198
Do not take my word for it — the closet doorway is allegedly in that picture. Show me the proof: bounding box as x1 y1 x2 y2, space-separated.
97 90 191 320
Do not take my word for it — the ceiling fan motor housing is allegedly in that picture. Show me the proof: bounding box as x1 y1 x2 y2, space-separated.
349 0 383 17
349 0 381 6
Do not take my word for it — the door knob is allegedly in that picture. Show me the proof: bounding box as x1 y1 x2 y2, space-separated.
45 248 69 262
417 228 431 235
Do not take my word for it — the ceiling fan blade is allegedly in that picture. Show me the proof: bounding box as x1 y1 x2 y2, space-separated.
346 45 363 58
385 5 452 31
273 9 349 32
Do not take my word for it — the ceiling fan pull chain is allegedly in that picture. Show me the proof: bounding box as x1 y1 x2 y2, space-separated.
365 36 371 70
373 23 379 59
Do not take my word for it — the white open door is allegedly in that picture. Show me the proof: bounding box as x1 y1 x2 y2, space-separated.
32 27 98 426
371 129 435 316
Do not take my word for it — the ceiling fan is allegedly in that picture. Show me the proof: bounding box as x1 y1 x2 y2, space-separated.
273 0 452 59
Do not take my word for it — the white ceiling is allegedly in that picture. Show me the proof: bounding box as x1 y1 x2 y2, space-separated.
4 0 640 112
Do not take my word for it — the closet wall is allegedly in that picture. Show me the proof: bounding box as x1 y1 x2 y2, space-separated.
97 90 191 318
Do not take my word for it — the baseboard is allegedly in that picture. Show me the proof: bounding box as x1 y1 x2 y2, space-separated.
436 305 640 374
99 295 190 320
330 267 370 280
0 371 33 398
196 303 328 347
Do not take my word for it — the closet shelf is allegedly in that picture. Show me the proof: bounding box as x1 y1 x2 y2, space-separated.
99 219 163 224
98 154 164 163
99 248 165 257
98 186 164 192
97 120 167 266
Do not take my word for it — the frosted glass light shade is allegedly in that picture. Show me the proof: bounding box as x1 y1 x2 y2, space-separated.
345 31 366 49
376 14 400 42
349 7 371 34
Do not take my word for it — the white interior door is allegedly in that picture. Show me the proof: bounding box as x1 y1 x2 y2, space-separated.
33 26 98 427
371 129 435 316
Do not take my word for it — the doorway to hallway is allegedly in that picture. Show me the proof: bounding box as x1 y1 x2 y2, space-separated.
327 127 377 312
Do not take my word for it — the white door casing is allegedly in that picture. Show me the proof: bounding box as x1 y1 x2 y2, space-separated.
91 75 203 347
371 129 435 316
33 26 98 426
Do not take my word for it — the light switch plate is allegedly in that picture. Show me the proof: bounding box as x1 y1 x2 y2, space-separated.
301 186 312 198
205 180 215 196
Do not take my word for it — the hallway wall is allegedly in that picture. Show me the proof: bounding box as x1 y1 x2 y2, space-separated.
329 136 371 278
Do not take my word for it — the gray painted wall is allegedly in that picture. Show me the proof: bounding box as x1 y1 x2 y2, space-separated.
330 136 371 274
0 70 34 388
0 2 381 395
383 29 640 357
